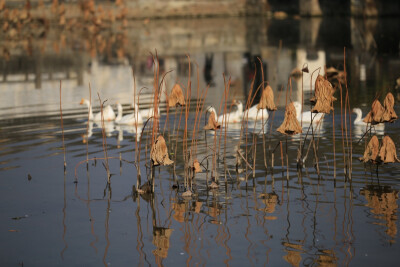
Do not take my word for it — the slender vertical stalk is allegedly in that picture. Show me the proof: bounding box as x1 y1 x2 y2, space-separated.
59 80 66 171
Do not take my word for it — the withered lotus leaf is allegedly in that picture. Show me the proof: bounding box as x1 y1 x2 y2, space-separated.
363 99 385 125
257 85 277 111
168 84 185 107
310 75 336 114
359 135 380 163
151 135 174 166
203 111 220 130
382 92 398 123
277 102 302 135
378 136 400 163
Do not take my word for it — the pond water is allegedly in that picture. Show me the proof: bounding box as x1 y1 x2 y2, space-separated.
1 16 400 266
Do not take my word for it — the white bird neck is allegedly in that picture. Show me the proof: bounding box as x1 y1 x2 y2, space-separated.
83 99 94 120
354 109 363 124
116 104 123 121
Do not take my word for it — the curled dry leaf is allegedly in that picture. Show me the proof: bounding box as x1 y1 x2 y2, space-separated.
258 85 277 111
310 75 336 114
151 135 174 166
382 92 398 123
359 135 380 163
168 84 185 107
203 111 220 130
277 102 302 135
379 136 400 163
363 99 385 125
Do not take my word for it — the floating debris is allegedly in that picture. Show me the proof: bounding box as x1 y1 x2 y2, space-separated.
382 92 398 123
151 135 174 166
277 102 302 135
168 84 186 107
378 136 400 163
363 99 385 125
359 135 380 163
258 85 277 111
203 111 220 130
310 75 336 114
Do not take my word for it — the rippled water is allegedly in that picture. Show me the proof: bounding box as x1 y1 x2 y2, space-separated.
1 16 400 266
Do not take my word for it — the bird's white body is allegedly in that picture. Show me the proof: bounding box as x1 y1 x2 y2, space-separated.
80 98 116 122
243 104 269 121
293 101 324 124
115 103 143 125
217 101 243 124
352 107 385 135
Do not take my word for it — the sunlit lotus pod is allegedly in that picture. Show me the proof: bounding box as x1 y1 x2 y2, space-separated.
310 75 336 114
203 111 220 130
168 84 186 107
378 136 400 163
277 102 302 135
363 99 385 125
382 92 398 123
257 85 277 111
151 135 173 166
359 135 380 163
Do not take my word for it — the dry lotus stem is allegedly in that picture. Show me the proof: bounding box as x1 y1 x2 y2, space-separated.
363 99 385 125
359 135 380 163
277 102 302 135
204 111 220 130
150 135 174 166
193 159 202 173
257 85 277 111
382 92 398 123
378 136 400 163
310 75 336 114
168 83 186 107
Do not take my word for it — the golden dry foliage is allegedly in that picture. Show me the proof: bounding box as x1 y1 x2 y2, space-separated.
152 228 173 259
168 84 186 107
0 0 5 12
316 250 337 267
277 102 302 135
258 85 277 111
310 75 336 114
379 136 400 163
359 135 380 163
172 203 185 222
363 99 385 124
283 242 303 267
150 135 173 166
382 92 398 123
204 111 220 130
193 159 202 173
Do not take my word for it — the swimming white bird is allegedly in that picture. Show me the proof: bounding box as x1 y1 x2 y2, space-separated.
115 103 143 125
352 107 385 134
243 104 269 121
138 106 160 119
80 98 116 122
293 101 324 124
218 100 243 123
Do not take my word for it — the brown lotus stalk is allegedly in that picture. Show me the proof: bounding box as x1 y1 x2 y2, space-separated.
277 102 302 135
382 92 398 123
193 159 202 173
168 83 185 107
363 99 385 125
359 135 380 163
150 135 174 166
258 85 277 111
379 136 400 163
204 111 220 130
310 75 336 114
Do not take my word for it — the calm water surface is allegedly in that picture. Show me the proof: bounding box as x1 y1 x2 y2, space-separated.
1 16 400 266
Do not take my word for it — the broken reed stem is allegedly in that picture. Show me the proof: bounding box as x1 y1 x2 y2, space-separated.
343 47 353 180
339 82 347 179
132 72 141 187
86 83 92 168
184 54 191 189
59 80 66 170
97 93 111 183
257 57 268 170
332 102 336 182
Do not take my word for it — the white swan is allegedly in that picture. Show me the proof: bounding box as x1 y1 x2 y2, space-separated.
243 104 269 121
139 106 160 119
352 107 385 135
115 103 143 125
293 101 324 124
218 101 243 123
80 98 116 122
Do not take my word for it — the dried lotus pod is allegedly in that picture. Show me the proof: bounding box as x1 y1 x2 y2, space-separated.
168 84 185 107
310 75 336 114
151 135 174 166
258 85 277 111
204 111 220 130
359 135 380 163
382 92 398 123
363 99 385 125
378 136 400 163
193 159 202 173
277 102 302 135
